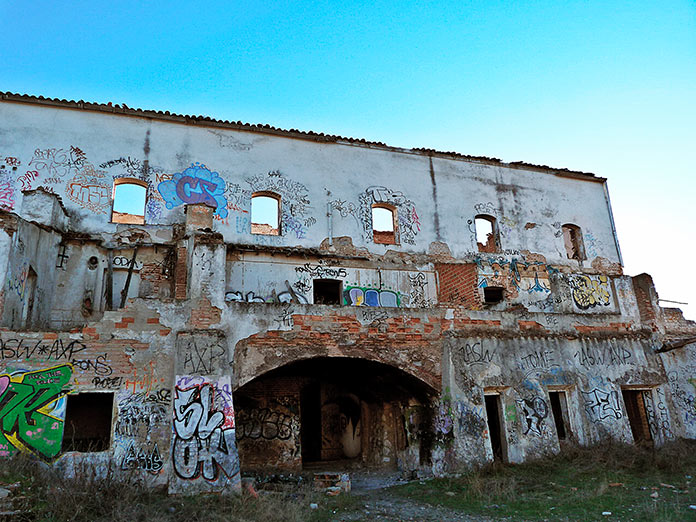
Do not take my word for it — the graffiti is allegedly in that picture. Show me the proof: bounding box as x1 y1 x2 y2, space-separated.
518 350 561 375
66 163 111 214
475 256 554 302
225 289 308 305
584 231 599 259
458 342 495 365
569 275 611 310
363 186 420 244
344 286 400 307
474 202 497 216
582 388 623 422
145 198 163 221
435 400 454 436
667 371 696 426
172 383 239 482
121 442 163 474
284 215 307 239
456 402 487 438
113 256 143 270
358 308 389 331
7 261 29 300
236 408 298 441
573 343 632 368
18 170 39 191
498 216 517 238
292 277 312 295
123 362 165 395
516 397 548 436
0 338 87 362
115 390 170 438
28 147 80 178
158 163 228 218
0 365 72 460
176 333 226 375
504 403 517 423
71 354 113 376
295 262 347 279
92 376 124 389
408 272 433 308
3 157 20 167
0 175 15 210
643 388 674 442
274 305 294 329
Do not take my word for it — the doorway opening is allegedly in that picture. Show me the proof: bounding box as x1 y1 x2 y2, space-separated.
484 393 506 462
622 389 652 443
234 357 436 473
548 390 571 441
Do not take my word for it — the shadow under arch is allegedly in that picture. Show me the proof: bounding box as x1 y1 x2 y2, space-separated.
233 356 438 474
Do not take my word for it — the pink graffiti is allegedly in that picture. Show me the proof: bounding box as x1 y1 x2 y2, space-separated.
0 375 9 396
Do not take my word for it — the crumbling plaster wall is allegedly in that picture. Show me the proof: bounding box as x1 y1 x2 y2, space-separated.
0 100 620 270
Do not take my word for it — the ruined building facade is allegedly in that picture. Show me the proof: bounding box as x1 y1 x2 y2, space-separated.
0 93 694 493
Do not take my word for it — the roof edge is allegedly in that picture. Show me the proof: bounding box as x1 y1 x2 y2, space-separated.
0 91 604 182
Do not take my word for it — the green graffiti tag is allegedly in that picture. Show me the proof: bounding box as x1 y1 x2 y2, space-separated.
0 365 72 460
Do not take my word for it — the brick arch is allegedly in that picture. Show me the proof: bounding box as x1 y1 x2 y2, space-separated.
233 323 442 392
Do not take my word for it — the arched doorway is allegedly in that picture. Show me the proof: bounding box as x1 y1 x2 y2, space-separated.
233 357 437 474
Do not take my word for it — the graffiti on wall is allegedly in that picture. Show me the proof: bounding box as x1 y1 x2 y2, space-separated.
176 333 227 376
66 163 111 214
667 370 696 427
407 272 433 307
236 407 299 441
475 256 555 301
157 163 228 218
172 380 239 484
569 275 612 310
115 389 170 439
643 388 674 442
344 286 400 307
458 341 496 366
0 365 72 460
7 260 29 301
456 401 487 439
329 185 421 244
516 396 548 436
120 442 164 474
573 343 633 368
224 289 309 305
582 388 623 422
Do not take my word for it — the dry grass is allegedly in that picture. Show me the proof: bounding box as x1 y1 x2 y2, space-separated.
0 455 326 522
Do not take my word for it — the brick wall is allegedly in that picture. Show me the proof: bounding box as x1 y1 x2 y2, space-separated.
435 263 481 309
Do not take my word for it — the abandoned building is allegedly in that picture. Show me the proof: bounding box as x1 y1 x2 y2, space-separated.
0 92 694 494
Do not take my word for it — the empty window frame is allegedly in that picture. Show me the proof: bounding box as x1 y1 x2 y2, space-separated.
475 215 499 253
372 204 397 245
483 286 505 304
313 279 342 305
62 392 114 452
548 390 572 441
251 192 280 235
562 224 586 260
112 178 147 225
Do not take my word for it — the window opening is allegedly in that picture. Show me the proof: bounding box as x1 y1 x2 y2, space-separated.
483 286 504 304
475 215 498 253
484 393 506 462
548 391 570 441
313 279 342 305
562 224 585 260
62 392 114 452
621 389 651 443
372 205 396 245
251 193 280 235
111 179 147 225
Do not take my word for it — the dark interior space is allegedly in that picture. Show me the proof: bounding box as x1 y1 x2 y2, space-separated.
313 279 342 305
548 391 567 440
62 392 114 452
483 286 504 304
484 394 504 461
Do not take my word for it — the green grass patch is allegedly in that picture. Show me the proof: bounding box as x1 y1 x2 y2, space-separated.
389 440 696 521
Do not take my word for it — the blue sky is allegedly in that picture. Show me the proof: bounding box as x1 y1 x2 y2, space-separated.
2 1 695 319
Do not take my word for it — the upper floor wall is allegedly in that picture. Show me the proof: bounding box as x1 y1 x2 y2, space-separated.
0 99 621 266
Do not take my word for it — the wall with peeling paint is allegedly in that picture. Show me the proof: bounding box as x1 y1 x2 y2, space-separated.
0 97 694 493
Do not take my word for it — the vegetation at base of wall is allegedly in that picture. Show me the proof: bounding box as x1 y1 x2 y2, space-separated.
0 455 337 522
385 439 696 521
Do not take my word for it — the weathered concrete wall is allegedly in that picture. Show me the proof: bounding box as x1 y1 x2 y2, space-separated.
0 100 621 268
1 96 694 494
